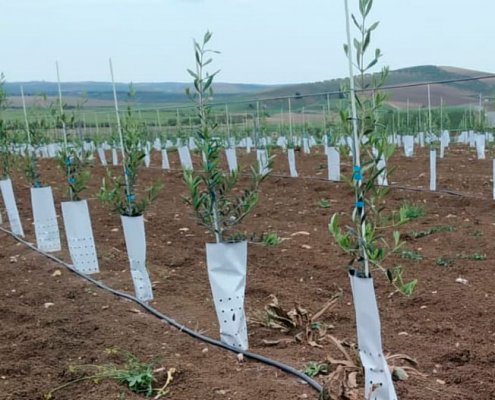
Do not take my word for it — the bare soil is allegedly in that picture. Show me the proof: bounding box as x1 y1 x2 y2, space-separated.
1 144 495 399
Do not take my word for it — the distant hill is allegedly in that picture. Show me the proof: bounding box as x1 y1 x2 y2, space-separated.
256 65 495 109
4 66 495 110
3 81 276 107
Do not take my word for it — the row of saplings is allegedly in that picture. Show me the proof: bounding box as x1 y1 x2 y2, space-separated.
0 24 420 400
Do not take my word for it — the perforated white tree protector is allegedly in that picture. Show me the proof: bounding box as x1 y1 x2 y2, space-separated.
493 159 495 200
161 149 170 170
121 215 153 302
302 137 310 154
430 149 436 191
178 146 193 170
246 137 253 154
349 271 397 400
206 241 248 350
288 148 298 178
276 136 287 150
0 178 24 237
468 130 475 147
112 148 119 166
372 148 388 186
153 138 161 151
475 133 486 160
403 135 414 157
309 136 317 147
327 146 340 181
225 148 238 174
188 137 197 150
256 149 270 176
144 147 151 167
31 186 61 252
61 200 99 274
418 132 425 147
97 148 107 166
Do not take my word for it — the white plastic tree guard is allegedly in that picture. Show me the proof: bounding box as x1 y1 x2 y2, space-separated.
430 149 436 192
144 146 151 167
188 137 197 150
493 159 495 200
225 148 238 174
327 146 340 181
246 137 252 154
402 135 414 157
256 149 270 176
178 146 194 170
61 200 99 274
161 149 170 170
31 186 61 252
121 215 154 302
349 270 397 400
475 133 486 160
0 178 24 237
302 137 310 154
288 148 298 177
469 130 475 148
418 132 425 147
206 240 248 350
112 148 119 166
97 147 107 166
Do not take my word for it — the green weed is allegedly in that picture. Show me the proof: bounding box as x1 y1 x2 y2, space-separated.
409 225 456 239
318 198 331 208
400 250 423 261
302 361 329 378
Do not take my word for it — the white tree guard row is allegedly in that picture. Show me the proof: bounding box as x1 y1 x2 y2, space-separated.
288 148 298 177
206 241 248 350
121 215 154 302
61 200 99 274
349 270 397 400
0 178 24 237
257 149 270 176
31 186 61 252
161 149 170 170
225 148 238 174
178 146 193 170
327 146 340 182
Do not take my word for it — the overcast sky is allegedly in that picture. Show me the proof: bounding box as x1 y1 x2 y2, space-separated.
2 0 494 84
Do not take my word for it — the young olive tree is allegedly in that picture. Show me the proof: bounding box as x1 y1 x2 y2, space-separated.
329 0 416 295
183 31 270 242
51 96 92 202
99 103 162 216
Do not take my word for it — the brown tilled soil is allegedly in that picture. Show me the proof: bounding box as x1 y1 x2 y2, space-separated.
1 144 495 399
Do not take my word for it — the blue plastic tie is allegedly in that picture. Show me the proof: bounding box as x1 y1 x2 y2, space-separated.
353 165 362 180
68 176 76 184
127 194 136 201
356 201 364 208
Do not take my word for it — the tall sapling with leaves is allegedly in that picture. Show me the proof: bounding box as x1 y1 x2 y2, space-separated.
182 32 270 350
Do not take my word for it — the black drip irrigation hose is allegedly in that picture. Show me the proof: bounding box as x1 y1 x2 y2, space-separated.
0 226 323 394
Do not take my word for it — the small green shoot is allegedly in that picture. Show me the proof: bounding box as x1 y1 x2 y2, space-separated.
399 202 426 221
319 198 331 208
302 361 329 378
436 256 453 267
400 250 423 261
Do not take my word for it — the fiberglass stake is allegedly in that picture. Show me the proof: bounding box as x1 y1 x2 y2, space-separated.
109 58 131 212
